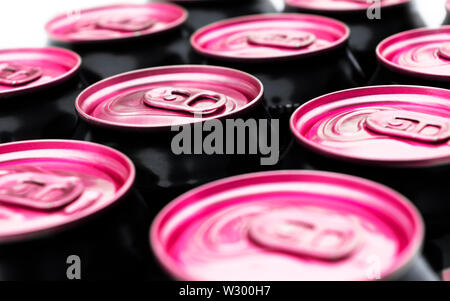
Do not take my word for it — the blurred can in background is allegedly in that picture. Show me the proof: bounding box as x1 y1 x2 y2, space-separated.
164 0 276 31
290 85 450 243
151 170 438 281
285 0 424 78
0 47 87 143
73 65 274 208
372 26 450 88
46 3 190 81
0 140 152 280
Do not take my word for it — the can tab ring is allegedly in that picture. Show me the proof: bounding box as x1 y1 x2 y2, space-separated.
96 16 156 32
247 32 316 49
248 209 362 261
437 43 450 60
0 171 85 211
366 110 450 143
144 87 227 115
0 63 42 86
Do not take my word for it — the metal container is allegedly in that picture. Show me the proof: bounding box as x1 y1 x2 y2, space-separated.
74 65 271 206
371 26 450 88
0 47 87 142
46 3 190 81
285 0 424 78
289 85 450 242
151 170 438 280
0 140 153 280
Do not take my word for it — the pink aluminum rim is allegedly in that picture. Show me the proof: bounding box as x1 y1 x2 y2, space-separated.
45 3 187 43
285 0 410 12
290 85 450 167
191 13 350 62
377 26 450 81
0 47 81 98
150 170 424 281
75 65 264 131
0 139 135 244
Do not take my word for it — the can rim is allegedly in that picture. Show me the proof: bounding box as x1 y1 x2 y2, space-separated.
45 3 188 44
376 26 450 82
150 169 424 281
285 0 410 13
190 13 350 63
75 64 264 131
290 85 450 167
0 47 81 98
0 139 136 244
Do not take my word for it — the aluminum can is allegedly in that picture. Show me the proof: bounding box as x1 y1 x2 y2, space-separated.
371 26 450 88
46 3 189 81
151 170 438 280
285 0 424 78
74 65 270 206
0 47 85 142
0 140 153 280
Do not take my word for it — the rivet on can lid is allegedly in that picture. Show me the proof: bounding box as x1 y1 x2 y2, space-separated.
143 87 228 115
247 32 316 50
438 43 450 60
0 170 84 211
248 209 363 261
96 16 156 32
366 110 450 144
0 63 42 86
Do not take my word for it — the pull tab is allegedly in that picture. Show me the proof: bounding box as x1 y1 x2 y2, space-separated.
0 171 84 210
96 16 155 32
438 43 450 60
247 32 316 49
0 63 42 86
366 110 450 143
143 87 227 115
248 209 362 261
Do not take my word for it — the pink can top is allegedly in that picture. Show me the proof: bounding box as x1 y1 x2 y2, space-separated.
191 14 349 62
151 170 423 281
290 85 450 167
0 140 135 244
45 3 187 43
0 48 81 98
377 26 450 81
285 0 410 12
76 65 263 130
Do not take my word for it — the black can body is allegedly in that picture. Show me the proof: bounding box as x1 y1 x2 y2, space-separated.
51 27 191 82
74 104 275 206
0 189 156 281
169 0 277 32
285 3 424 78
0 72 97 143
369 65 450 89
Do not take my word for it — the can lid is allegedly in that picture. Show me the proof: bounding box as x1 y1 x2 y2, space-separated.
0 140 135 244
76 65 263 130
45 3 187 43
377 26 450 81
191 13 349 62
285 0 410 12
0 48 81 98
150 170 423 280
290 85 450 167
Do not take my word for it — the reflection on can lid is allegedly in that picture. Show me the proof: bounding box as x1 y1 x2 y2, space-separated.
191 14 349 62
0 48 81 98
377 26 450 81
285 0 410 12
0 140 135 244
150 170 423 280
290 86 450 167
75 65 263 130
45 3 187 43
